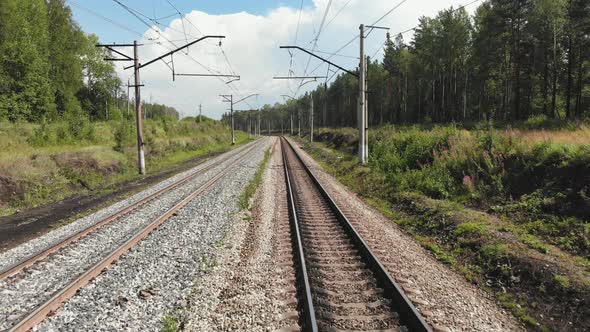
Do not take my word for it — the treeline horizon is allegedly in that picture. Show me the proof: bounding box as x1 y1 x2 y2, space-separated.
0 0 179 123
229 0 589 130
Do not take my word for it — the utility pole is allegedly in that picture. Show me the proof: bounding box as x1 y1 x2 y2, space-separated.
290 114 293 135
257 110 261 136
310 96 314 142
126 79 130 118
230 95 234 144
323 82 327 127
221 93 258 144
133 40 146 174
199 103 202 122
298 108 301 137
99 35 226 175
359 24 367 164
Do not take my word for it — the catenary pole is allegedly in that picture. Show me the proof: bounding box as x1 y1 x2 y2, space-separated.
310 96 314 142
133 41 146 175
359 24 367 164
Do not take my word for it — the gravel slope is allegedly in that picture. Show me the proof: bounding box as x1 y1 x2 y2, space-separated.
287 138 523 332
21 138 271 331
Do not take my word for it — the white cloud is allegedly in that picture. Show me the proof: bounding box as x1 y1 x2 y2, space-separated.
116 0 477 119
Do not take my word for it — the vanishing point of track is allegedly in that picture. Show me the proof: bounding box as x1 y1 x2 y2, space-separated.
280 137 431 332
1 141 262 332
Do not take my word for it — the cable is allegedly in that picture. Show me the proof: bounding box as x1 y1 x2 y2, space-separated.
302 48 359 59
294 0 305 45
67 0 144 37
296 0 333 96
306 0 409 78
114 0 251 104
372 0 409 27
323 0 353 31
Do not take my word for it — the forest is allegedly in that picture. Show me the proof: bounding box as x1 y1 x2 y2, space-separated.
0 0 178 123
230 0 589 129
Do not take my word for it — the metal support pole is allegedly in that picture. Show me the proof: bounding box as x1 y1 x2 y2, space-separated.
323 82 327 127
230 95 235 145
133 40 146 175
290 114 293 135
298 108 301 137
127 79 130 118
310 96 314 143
359 24 367 164
258 111 261 137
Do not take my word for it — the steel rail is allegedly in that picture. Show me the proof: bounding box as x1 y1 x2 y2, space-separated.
0 141 257 281
282 137 432 332
280 137 319 332
7 140 263 332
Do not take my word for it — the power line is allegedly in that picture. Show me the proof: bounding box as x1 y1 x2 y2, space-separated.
112 1 251 106
323 0 353 31
163 0 247 98
296 0 333 95
306 0 409 78
67 0 144 37
294 0 305 45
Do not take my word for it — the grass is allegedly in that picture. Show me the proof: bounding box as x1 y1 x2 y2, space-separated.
161 314 180 332
300 126 590 330
0 119 252 216
239 147 271 210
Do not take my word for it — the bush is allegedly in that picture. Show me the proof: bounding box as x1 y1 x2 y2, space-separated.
113 120 134 152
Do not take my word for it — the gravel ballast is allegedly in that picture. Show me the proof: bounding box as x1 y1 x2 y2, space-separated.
33 137 272 331
0 141 257 273
0 141 268 330
287 138 523 332
186 137 299 332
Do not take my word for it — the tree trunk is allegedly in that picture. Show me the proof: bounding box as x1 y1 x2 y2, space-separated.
575 42 583 117
543 41 549 115
550 25 558 118
566 33 573 118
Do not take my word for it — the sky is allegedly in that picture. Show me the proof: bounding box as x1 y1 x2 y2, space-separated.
68 0 479 119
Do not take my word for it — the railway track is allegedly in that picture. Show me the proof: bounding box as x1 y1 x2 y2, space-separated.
0 140 263 332
280 137 431 332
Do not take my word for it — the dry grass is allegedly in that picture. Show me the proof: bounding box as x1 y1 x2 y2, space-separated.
507 126 590 146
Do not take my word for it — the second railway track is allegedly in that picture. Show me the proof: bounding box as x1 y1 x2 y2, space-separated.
0 139 264 331
280 137 431 332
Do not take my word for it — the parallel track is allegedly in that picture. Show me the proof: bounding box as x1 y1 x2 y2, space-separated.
281 137 431 332
3 140 262 332
0 141 256 281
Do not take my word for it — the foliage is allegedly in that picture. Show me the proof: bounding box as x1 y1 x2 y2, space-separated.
314 125 590 260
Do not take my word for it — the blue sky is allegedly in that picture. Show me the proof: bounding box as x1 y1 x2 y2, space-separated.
69 0 314 44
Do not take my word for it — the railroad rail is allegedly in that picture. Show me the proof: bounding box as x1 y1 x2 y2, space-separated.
0 141 257 281
3 140 263 332
280 137 431 332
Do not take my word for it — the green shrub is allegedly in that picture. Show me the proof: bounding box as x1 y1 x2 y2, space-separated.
113 120 134 152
